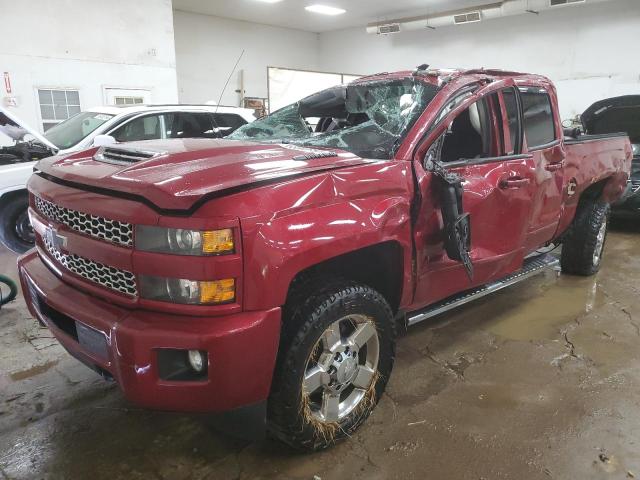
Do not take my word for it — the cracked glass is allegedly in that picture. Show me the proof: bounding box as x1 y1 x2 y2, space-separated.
229 79 439 159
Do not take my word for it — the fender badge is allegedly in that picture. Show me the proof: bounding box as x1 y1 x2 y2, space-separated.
567 179 578 197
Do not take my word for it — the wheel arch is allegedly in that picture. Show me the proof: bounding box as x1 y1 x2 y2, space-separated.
580 177 611 203
556 176 618 239
0 186 28 207
284 241 407 315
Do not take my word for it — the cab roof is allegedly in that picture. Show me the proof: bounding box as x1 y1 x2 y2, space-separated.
352 67 548 88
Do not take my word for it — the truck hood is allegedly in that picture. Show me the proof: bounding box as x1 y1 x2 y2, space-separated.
35 138 369 213
0 105 58 151
582 95 640 144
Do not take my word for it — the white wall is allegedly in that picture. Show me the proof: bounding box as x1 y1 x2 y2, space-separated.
0 0 178 142
3 0 635 142
173 10 320 106
318 0 640 119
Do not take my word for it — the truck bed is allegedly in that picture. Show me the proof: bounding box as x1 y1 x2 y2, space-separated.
556 132 631 236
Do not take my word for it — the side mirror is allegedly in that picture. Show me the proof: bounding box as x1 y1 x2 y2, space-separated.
433 165 473 281
93 134 116 147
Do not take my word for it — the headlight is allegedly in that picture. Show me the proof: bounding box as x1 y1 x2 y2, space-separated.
632 144 639 157
135 226 234 255
139 275 235 304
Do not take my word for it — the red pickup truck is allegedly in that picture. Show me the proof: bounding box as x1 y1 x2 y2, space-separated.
18 67 632 450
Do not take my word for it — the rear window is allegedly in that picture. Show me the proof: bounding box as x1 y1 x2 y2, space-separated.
520 88 555 148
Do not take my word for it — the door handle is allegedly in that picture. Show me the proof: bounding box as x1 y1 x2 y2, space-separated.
545 161 565 172
499 177 530 189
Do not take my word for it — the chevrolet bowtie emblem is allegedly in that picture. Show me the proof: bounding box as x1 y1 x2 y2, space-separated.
45 226 68 251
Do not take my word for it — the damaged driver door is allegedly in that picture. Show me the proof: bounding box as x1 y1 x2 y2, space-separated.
411 82 538 309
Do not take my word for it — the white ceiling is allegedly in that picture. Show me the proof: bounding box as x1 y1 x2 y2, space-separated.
172 0 491 32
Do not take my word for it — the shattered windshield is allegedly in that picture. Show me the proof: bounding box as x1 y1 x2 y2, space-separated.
228 78 439 159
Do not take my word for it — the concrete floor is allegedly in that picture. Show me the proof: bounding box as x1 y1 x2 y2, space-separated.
1 220 640 480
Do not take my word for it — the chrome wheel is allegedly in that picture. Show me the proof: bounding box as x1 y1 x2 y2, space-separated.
592 220 607 267
303 314 379 423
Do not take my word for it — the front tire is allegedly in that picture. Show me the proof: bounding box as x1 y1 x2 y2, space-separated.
268 280 396 451
561 199 610 276
0 193 34 254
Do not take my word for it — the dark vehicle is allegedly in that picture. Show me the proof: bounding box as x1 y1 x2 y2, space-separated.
580 96 640 217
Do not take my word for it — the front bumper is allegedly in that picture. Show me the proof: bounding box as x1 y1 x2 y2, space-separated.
18 250 281 413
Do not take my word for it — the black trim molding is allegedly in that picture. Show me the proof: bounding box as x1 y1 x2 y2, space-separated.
443 153 534 169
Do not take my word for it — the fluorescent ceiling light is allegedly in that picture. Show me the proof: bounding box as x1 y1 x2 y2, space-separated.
305 4 346 15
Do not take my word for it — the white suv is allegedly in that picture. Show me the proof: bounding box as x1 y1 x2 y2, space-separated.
0 104 255 253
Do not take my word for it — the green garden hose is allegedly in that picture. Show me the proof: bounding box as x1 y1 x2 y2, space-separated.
0 274 18 307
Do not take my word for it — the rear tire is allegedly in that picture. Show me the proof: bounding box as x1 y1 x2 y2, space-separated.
0 193 34 254
560 199 610 276
268 280 396 451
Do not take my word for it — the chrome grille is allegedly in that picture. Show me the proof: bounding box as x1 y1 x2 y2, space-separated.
35 196 133 247
43 235 137 297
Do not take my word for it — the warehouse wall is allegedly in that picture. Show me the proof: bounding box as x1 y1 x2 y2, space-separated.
0 0 178 142
318 0 640 119
173 10 320 106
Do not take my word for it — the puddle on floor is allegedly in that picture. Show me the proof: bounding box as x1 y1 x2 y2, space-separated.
480 273 606 341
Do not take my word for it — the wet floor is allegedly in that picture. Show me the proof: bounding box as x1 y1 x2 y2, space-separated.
1 219 640 479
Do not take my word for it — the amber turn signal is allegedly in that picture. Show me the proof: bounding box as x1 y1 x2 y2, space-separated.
199 278 235 304
139 276 236 305
202 229 235 255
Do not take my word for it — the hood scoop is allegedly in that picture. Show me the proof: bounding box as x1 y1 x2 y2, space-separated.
94 146 165 166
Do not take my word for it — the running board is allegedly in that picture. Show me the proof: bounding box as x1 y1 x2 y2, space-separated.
406 254 560 327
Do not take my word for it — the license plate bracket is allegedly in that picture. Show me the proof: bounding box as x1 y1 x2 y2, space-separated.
76 322 108 361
